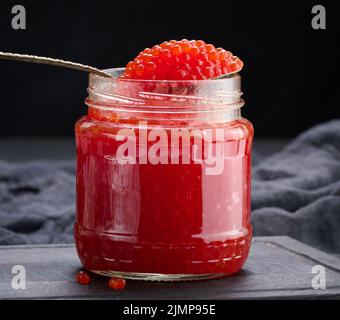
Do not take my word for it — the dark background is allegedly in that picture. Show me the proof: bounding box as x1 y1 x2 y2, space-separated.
0 0 339 138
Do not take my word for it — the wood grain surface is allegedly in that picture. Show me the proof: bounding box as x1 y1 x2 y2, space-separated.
0 236 339 300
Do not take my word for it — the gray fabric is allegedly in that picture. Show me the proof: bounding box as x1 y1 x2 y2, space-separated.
0 120 340 253
0 161 75 245
252 120 340 253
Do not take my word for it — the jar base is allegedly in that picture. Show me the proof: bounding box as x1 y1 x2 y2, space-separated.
90 270 233 282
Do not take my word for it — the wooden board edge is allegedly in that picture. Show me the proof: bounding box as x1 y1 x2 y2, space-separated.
254 236 340 272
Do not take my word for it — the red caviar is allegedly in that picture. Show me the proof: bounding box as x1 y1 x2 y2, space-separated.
76 271 91 285
74 40 253 280
75 119 253 276
121 39 243 80
108 278 126 290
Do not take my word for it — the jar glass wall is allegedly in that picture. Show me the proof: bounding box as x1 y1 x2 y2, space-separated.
74 68 253 281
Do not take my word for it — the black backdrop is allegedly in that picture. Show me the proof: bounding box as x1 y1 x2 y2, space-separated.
0 0 339 137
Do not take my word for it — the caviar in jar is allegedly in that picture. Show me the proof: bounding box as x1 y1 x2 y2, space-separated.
75 68 253 281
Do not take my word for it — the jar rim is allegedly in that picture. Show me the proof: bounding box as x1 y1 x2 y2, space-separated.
86 68 244 121
91 68 240 84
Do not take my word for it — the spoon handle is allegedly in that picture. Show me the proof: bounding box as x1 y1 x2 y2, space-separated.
0 51 112 78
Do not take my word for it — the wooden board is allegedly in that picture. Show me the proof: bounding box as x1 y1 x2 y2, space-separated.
0 236 339 300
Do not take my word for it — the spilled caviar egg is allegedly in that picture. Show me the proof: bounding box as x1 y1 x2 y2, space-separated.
108 277 127 290
76 270 91 285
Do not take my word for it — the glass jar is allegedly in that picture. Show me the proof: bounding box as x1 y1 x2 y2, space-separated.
74 68 253 281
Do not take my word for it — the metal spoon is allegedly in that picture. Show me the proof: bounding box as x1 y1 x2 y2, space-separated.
212 70 242 79
0 51 112 78
212 60 243 79
0 51 242 79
